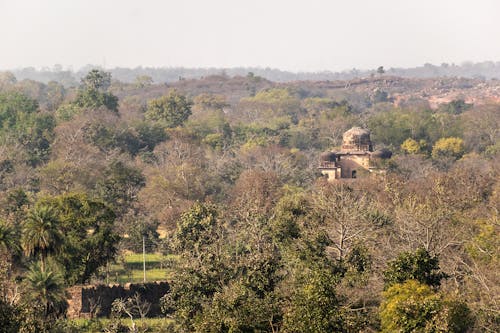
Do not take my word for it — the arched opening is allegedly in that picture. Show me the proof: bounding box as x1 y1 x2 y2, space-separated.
351 170 357 178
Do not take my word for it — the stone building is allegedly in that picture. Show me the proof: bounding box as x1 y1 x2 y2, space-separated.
319 127 392 181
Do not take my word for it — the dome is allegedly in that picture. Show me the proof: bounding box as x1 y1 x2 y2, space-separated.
342 127 373 152
320 151 337 162
371 148 392 159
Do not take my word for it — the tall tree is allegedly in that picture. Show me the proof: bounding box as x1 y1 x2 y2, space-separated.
39 193 120 284
74 69 118 112
21 205 62 272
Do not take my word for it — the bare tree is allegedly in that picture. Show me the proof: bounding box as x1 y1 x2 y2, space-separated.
129 292 151 320
311 183 374 261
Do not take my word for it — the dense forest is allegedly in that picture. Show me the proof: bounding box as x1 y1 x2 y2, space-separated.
0 69 498 332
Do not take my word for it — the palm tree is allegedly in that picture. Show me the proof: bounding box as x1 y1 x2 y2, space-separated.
0 219 19 298
0 219 19 256
25 263 67 318
22 205 62 272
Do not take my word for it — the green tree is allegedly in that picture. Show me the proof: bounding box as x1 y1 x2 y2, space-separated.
283 268 344 333
74 69 118 112
372 89 389 103
81 69 111 91
384 248 448 289
195 280 280 333
380 280 473 333
22 205 63 272
22 112 56 166
269 189 306 242
95 161 145 217
0 220 18 256
0 92 38 128
174 202 219 255
438 99 472 115
162 203 225 332
166 202 285 332
0 91 56 166
145 90 192 128
39 193 119 284
24 263 67 319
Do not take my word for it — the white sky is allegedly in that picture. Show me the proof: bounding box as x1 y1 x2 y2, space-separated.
0 0 499 72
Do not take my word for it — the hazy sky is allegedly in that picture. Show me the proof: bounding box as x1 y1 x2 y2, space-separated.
1 0 499 72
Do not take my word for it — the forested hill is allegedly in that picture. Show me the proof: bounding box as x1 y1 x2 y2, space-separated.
5 60 500 85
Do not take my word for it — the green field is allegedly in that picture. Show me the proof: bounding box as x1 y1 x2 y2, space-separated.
105 253 178 284
68 317 175 333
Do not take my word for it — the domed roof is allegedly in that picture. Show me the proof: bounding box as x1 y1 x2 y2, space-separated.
371 148 392 159
320 151 337 162
342 127 372 152
343 127 370 139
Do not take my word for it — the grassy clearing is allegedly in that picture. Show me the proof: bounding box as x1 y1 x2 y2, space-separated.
104 253 178 284
67 317 175 333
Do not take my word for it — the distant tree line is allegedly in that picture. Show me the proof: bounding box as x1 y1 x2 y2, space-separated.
5 60 500 86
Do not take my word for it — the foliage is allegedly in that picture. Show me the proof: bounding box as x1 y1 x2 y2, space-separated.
0 92 38 128
0 219 19 255
145 90 193 128
401 138 426 154
121 218 160 253
134 75 153 88
380 280 473 333
38 193 120 284
74 69 118 112
22 204 63 272
55 103 81 121
173 202 219 254
194 280 280 333
0 299 21 333
269 190 306 242
239 88 302 125
282 268 344 333
193 93 229 111
95 160 145 216
23 263 68 319
67 317 176 333
432 137 465 159
0 91 55 166
466 218 499 264
438 99 472 115
83 121 167 156
383 248 448 289
372 89 389 103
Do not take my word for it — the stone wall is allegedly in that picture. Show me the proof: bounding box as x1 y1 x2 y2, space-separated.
67 282 170 318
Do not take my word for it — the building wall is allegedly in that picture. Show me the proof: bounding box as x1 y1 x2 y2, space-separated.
320 168 338 180
67 282 170 318
337 154 370 178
